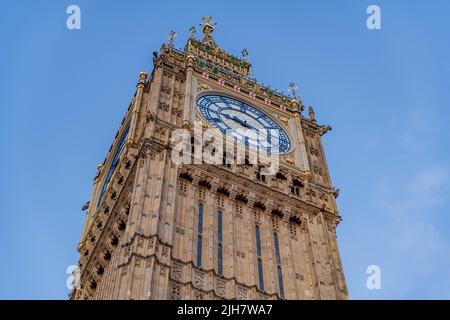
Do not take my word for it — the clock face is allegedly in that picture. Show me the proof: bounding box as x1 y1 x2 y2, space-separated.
197 95 291 153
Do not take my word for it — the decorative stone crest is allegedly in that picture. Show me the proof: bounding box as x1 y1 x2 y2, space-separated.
215 279 226 297
171 262 183 281
237 286 248 300
194 270 204 289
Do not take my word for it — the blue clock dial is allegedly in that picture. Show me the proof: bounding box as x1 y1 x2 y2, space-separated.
196 95 291 153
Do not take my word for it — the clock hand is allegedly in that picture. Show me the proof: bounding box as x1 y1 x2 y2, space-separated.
222 113 252 129
221 113 279 149
232 116 253 129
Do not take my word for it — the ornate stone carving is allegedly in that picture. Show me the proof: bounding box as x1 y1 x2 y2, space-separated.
258 293 270 300
161 84 171 94
313 161 325 177
175 226 185 235
284 155 295 165
137 238 144 249
277 116 289 125
271 215 280 231
171 284 182 300
158 101 170 111
194 270 204 289
215 279 226 297
161 245 169 258
237 286 248 300
193 290 204 300
171 262 183 281
197 82 211 92
309 145 320 157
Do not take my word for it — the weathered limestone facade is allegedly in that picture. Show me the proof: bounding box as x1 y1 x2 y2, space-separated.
71 18 348 300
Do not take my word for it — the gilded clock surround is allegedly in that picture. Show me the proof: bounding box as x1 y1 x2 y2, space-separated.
72 17 348 300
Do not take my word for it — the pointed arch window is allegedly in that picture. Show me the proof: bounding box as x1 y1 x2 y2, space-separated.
273 232 284 298
255 225 264 291
197 203 204 267
217 210 223 275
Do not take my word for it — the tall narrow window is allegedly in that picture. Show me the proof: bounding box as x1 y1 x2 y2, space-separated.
273 233 284 298
96 124 130 208
197 203 204 267
217 210 223 275
255 225 264 291
274 232 281 264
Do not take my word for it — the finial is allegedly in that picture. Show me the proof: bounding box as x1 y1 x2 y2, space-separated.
137 71 147 87
308 106 316 122
242 49 252 78
201 16 217 29
288 82 298 100
139 71 148 80
152 51 160 67
167 31 176 48
287 82 301 110
242 48 249 63
189 26 196 39
200 16 218 47
94 163 103 181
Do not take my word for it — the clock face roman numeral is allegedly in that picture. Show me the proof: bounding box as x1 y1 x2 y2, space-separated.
197 95 291 153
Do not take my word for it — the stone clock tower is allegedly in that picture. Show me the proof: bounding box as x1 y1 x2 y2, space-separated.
71 17 348 300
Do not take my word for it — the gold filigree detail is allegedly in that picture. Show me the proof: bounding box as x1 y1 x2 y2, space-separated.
197 83 210 92
284 155 295 165
277 116 289 125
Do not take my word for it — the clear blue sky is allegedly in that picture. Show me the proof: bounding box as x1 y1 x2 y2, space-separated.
1 0 449 299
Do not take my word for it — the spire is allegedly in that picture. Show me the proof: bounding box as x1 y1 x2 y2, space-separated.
242 48 253 78
308 106 316 122
288 82 298 100
167 31 176 48
242 48 249 63
288 82 303 112
200 16 218 48
189 26 196 39
182 17 252 77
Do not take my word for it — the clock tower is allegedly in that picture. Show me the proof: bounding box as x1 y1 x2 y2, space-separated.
72 17 348 300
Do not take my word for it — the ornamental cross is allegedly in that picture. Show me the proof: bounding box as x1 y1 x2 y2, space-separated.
288 82 298 99
200 16 218 47
242 48 249 63
202 16 217 28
